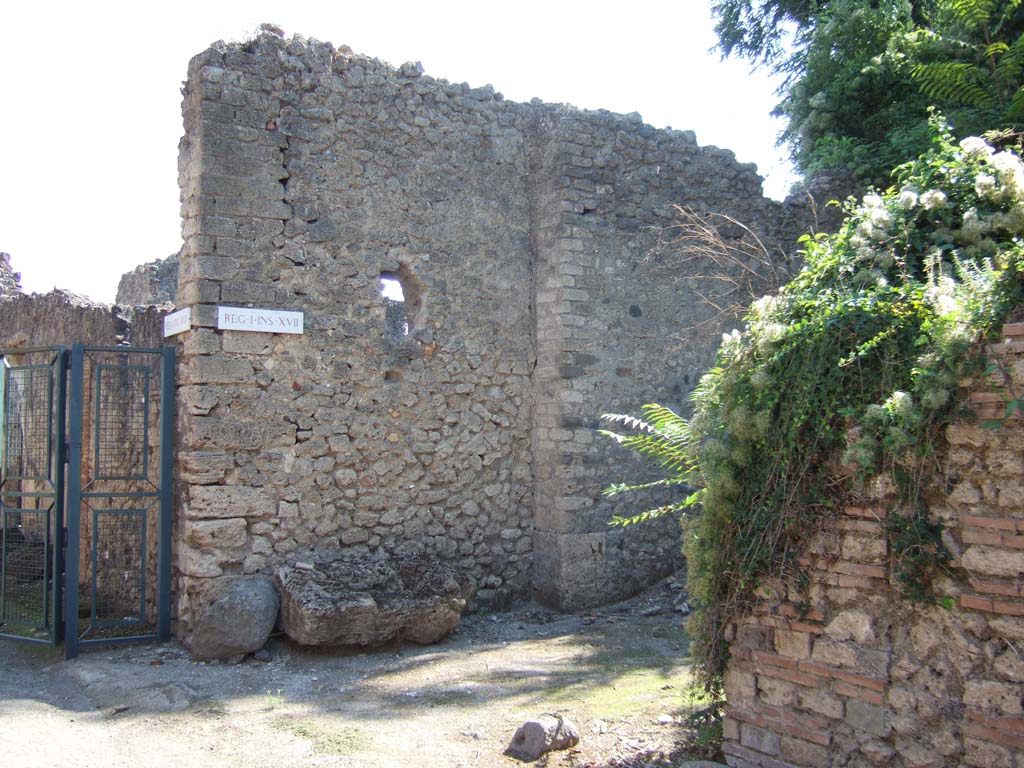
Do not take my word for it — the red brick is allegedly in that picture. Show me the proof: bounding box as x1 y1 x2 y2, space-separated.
777 603 825 622
967 711 1024 732
963 515 1018 531
757 665 823 689
963 529 1006 546
961 594 995 612
752 650 800 670
964 722 1024 750
1003 535 1024 550
970 578 1020 597
768 704 831 732
774 721 830 747
844 506 885 519
1002 322 1024 336
831 561 887 579
834 681 885 706
992 600 1024 616
729 707 768 729
797 660 887 692
836 519 883 534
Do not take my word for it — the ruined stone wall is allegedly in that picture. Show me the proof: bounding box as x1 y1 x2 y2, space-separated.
0 253 22 298
0 290 163 350
116 253 180 307
174 30 818 629
722 322 1024 768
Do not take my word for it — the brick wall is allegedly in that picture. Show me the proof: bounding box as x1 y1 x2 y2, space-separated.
722 322 1024 768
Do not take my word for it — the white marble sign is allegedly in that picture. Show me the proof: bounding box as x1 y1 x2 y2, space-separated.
163 307 191 338
217 306 304 334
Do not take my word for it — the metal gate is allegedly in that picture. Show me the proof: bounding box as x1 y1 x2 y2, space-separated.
0 344 174 658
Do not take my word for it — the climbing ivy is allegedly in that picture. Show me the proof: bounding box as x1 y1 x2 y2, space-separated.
602 119 1024 692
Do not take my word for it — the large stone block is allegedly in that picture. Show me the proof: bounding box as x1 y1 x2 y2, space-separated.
961 545 1024 579
186 518 247 550
276 552 474 646
188 576 279 660
187 485 275 519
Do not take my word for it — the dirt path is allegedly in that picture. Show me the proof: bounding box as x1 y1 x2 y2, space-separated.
0 577 718 767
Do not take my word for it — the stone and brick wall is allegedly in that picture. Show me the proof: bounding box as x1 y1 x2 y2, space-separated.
171 29 821 632
722 322 1024 768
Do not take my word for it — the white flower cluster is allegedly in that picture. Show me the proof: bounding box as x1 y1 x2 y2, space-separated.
855 194 894 244
720 328 744 358
920 189 948 210
884 390 914 419
962 136 1024 209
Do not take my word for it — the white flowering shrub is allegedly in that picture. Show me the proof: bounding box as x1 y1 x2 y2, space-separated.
601 119 1024 692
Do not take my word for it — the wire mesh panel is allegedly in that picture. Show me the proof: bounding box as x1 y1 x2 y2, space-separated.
92 509 146 626
94 365 149 481
0 348 66 644
66 345 172 654
1 508 50 630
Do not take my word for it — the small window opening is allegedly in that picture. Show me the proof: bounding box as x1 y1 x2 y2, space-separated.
380 274 409 339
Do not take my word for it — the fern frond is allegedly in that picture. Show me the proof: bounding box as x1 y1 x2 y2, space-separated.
1005 85 1024 119
912 61 997 107
608 488 705 526
615 433 697 473
943 0 994 31
600 413 654 432
603 477 690 497
986 41 1010 57
640 403 691 433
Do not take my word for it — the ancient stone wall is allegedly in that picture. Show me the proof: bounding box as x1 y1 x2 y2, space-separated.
172 29 819 631
0 290 163 350
0 253 21 298
116 252 180 306
722 322 1024 768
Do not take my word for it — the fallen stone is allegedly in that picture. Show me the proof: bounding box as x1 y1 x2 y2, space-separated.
505 714 580 762
188 576 279 661
276 551 474 646
62 661 195 713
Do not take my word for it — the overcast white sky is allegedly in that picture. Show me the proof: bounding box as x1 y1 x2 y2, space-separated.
0 1 796 303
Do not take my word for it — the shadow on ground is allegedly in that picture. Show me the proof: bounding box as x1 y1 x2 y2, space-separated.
0 575 715 768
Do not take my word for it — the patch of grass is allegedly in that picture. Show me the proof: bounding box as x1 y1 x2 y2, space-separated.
273 716 370 755
546 666 694 720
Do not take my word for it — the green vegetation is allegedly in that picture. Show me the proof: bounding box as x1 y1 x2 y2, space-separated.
713 0 1024 186
273 716 371 755
602 122 1024 691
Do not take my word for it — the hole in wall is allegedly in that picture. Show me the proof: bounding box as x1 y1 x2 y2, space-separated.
380 274 409 338
384 369 404 383
379 265 424 341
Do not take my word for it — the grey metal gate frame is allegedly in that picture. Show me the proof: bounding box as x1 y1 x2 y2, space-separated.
0 344 174 659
